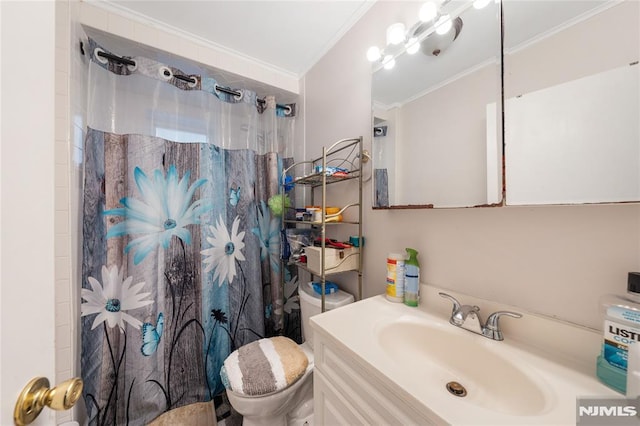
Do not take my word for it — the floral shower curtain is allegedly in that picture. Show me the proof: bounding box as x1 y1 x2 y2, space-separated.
80 40 300 425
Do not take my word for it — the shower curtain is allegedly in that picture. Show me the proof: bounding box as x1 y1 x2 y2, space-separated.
80 40 300 425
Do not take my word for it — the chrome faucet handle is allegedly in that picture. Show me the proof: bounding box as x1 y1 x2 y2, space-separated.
439 293 480 328
439 292 461 313
483 311 522 341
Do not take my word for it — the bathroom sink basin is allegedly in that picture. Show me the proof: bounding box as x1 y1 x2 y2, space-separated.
376 319 548 416
310 287 620 425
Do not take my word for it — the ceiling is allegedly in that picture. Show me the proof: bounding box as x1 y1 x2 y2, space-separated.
101 0 373 78
90 0 614 105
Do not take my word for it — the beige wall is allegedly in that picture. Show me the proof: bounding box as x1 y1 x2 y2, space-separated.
505 1 639 98
302 0 640 330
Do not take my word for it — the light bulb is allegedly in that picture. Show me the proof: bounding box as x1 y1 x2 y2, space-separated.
367 46 381 62
435 14 452 35
419 1 438 22
386 23 406 45
406 38 420 55
382 55 395 70
473 0 491 9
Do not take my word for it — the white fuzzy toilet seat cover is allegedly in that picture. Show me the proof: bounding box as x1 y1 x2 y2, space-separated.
220 336 308 396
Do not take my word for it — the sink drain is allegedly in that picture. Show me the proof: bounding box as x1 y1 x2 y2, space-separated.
446 381 467 397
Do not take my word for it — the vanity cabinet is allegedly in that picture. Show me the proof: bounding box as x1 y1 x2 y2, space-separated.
313 331 439 425
281 137 364 311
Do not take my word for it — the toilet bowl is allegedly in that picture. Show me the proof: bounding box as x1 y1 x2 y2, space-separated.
223 282 354 426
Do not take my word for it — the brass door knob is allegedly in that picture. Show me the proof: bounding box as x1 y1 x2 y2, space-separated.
14 377 83 426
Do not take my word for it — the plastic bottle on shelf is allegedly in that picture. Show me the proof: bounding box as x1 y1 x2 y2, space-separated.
386 253 405 303
404 248 420 307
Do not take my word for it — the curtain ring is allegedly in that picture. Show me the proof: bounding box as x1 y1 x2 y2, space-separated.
158 66 173 81
126 60 138 73
187 76 198 88
283 105 292 116
233 90 243 101
93 48 109 64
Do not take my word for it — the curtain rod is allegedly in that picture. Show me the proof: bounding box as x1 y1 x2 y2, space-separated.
94 49 291 111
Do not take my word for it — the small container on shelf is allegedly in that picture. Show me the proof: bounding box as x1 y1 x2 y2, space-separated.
306 246 359 275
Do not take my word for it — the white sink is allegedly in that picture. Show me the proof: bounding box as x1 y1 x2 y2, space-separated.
310 285 620 425
377 318 548 416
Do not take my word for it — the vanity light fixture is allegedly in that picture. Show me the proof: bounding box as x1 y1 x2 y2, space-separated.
405 37 420 55
419 1 439 22
366 46 382 62
386 23 407 45
382 55 396 70
435 14 453 35
366 0 492 69
473 0 491 9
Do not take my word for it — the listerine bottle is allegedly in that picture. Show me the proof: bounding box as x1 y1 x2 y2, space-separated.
597 272 640 394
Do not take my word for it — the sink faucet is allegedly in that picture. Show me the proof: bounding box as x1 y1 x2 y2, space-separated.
439 292 522 341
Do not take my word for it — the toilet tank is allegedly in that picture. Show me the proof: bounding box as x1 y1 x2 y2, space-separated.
298 281 354 346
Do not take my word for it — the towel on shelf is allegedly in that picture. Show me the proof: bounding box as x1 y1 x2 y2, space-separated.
220 336 308 396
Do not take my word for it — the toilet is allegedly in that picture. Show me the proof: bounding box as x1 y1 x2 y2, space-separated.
222 282 354 426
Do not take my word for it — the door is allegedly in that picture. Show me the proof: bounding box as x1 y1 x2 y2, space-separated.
1 2 58 425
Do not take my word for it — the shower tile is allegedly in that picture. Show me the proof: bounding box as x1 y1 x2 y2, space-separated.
56 47 70 72
56 164 69 187
55 186 70 211
55 256 71 281
55 301 71 327
57 411 72 424
56 369 72 383
55 210 70 235
56 347 71 372
56 279 71 303
56 324 71 348
56 71 69 95
55 234 70 253
56 141 69 165
56 117 69 140
56 17 71 51
56 94 69 119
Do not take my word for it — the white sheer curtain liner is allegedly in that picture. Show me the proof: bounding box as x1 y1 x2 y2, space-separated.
86 61 292 155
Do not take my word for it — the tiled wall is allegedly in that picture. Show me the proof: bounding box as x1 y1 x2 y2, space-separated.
55 1 85 423
54 1 72 423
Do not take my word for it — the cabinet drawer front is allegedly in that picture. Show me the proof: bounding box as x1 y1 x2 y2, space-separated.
315 337 440 425
314 369 368 426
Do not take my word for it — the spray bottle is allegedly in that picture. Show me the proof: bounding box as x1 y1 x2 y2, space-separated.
404 248 420 307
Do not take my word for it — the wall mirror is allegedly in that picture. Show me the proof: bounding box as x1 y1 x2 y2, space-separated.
504 0 639 205
371 0 502 208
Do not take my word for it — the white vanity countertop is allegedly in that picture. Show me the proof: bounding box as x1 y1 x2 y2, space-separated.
310 284 620 425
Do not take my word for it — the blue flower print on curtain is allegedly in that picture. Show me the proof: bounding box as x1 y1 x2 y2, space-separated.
283 273 299 314
81 129 300 423
251 200 280 273
104 165 213 264
81 264 155 425
201 215 246 286
81 264 154 330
